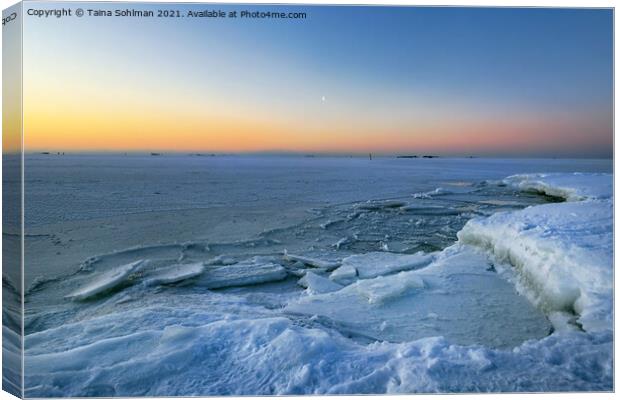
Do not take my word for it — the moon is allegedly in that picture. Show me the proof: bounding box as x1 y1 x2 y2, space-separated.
321 96 326 102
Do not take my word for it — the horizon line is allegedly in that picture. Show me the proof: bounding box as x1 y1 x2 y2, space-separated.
16 150 613 160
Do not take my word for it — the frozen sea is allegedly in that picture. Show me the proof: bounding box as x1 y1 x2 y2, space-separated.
4 154 613 396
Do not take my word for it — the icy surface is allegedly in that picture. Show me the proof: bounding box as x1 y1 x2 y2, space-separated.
287 246 551 347
21 157 613 395
357 200 408 210
23 155 610 228
65 260 145 301
197 256 288 289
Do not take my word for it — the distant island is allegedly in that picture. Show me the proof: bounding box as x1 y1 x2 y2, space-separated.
396 155 440 159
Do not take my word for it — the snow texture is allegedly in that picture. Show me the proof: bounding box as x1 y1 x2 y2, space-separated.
24 313 611 397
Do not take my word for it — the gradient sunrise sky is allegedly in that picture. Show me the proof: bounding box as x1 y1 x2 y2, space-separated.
20 4 612 157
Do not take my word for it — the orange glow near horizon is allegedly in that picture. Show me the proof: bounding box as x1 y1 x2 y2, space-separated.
22 58 612 156
23 110 611 156
23 87 612 156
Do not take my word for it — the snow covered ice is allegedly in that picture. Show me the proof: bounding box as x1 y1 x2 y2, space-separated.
503 172 612 201
17 155 613 395
459 174 613 333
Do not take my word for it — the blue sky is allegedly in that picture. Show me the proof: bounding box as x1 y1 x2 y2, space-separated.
23 4 613 156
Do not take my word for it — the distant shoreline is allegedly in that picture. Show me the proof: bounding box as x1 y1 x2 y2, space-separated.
20 152 614 161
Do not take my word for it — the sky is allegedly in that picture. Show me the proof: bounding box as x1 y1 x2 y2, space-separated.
19 3 613 157
3 2 22 154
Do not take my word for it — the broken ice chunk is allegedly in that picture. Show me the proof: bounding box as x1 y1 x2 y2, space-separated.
329 264 358 285
354 272 425 304
298 272 343 294
282 251 341 270
66 260 145 301
143 263 205 286
199 257 287 289
329 251 433 285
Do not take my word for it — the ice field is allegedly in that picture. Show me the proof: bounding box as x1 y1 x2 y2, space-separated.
3 154 613 396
